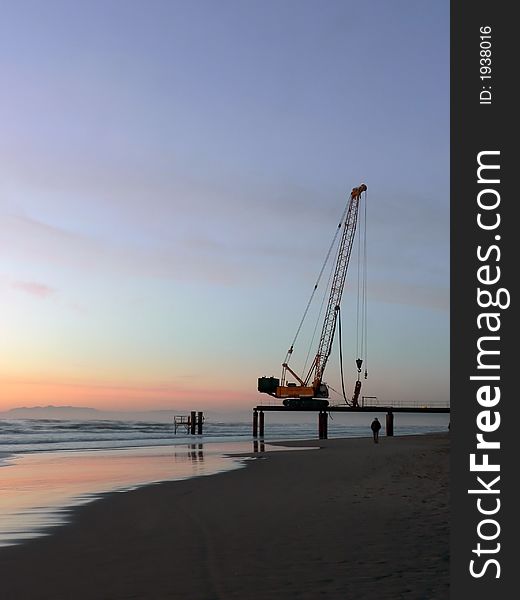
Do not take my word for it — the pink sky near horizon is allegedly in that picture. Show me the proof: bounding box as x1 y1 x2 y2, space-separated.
0 375 257 412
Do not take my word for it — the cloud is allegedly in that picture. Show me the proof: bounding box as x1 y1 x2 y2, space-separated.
0 212 283 287
12 280 55 298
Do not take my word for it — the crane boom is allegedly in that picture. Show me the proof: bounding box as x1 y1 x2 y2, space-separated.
257 184 367 406
306 184 366 390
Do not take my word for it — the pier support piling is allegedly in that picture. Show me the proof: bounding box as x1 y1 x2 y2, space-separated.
259 411 265 437
190 411 196 435
323 411 328 439
318 411 328 439
253 410 258 438
386 411 394 436
197 411 204 435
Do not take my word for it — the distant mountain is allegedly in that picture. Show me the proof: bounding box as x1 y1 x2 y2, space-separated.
0 405 251 422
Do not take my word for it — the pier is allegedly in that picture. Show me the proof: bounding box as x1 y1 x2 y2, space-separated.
252 398 450 439
174 411 204 435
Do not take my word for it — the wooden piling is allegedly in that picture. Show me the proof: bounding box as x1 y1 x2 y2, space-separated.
259 411 265 437
197 411 203 435
253 410 258 438
323 411 328 439
386 411 394 436
318 411 328 439
190 411 196 435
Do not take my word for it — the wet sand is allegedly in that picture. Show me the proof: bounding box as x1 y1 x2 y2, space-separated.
0 433 449 599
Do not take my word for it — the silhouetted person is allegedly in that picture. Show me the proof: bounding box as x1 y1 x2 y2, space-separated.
371 417 381 443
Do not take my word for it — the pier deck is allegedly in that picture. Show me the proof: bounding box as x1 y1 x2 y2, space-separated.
254 405 449 414
252 401 450 439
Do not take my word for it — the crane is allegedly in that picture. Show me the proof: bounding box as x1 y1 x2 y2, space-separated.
258 183 367 409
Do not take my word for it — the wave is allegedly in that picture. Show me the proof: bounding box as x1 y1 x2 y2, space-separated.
0 418 448 456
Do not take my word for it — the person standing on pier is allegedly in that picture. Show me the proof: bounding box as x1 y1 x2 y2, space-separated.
370 417 381 443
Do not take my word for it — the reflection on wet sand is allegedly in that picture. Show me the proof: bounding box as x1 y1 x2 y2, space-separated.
0 445 241 547
189 443 204 461
1 441 314 547
173 444 204 462
253 439 265 453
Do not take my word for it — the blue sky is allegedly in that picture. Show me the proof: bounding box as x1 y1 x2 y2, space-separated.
0 0 449 411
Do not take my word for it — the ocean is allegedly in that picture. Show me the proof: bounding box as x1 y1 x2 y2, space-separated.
0 415 449 457
0 416 449 547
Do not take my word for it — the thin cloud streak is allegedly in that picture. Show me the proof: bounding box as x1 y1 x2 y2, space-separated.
11 280 55 298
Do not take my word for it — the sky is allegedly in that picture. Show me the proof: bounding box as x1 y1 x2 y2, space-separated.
0 0 449 414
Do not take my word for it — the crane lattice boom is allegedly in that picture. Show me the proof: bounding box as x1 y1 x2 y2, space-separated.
307 184 366 389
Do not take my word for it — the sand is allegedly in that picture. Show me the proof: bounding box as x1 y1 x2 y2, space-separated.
0 433 449 599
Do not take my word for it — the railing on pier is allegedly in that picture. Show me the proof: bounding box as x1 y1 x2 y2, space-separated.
173 415 191 434
174 411 205 435
256 395 450 410
353 396 450 410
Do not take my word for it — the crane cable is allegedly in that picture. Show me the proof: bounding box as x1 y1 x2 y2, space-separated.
355 189 368 379
361 190 368 379
337 306 351 405
338 188 368 406
283 201 350 367
302 240 338 377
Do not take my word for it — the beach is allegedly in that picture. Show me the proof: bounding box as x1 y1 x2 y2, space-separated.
0 433 449 599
